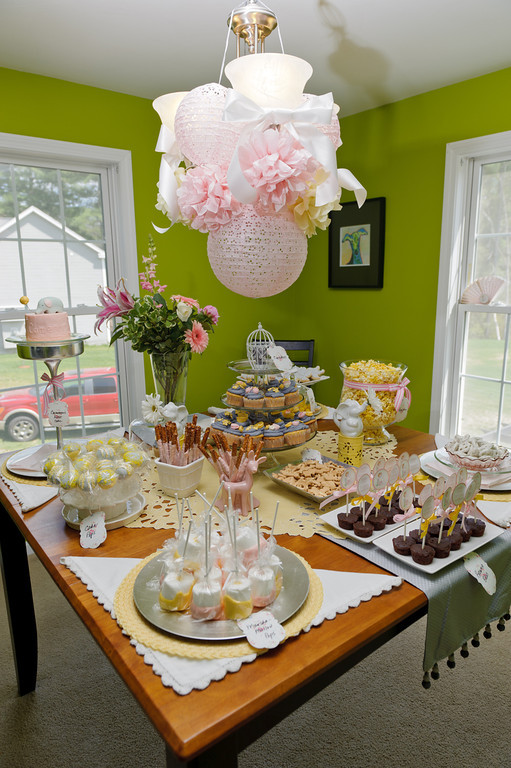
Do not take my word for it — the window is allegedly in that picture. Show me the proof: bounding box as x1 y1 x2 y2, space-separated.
431 130 511 446
0 133 145 449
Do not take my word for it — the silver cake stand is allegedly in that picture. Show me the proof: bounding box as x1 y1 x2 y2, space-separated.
6 333 90 449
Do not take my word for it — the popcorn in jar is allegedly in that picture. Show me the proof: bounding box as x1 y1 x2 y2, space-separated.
339 359 411 445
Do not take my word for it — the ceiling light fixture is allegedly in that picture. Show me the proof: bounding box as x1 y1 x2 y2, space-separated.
153 0 365 298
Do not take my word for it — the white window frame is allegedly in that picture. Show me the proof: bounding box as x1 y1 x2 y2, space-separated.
0 132 145 427
431 129 511 437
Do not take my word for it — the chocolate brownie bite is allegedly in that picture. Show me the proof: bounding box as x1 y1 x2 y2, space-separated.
446 530 463 551
410 543 435 565
454 523 472 542
366 513 386 530
392 535 415 556
336 511 359 530
353 520 374 538
466 518 486 537
409 528 422 543
428 536 452 558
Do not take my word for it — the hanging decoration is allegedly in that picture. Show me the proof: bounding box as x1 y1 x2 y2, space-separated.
153 1 366 298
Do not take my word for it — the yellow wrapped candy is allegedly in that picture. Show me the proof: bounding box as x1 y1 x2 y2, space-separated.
107 437 129 449
73 453 96 472
59 466 79 490
96 445 115 460
86 438 104 452
62 442 83 460
96 467 117 489
114 461 134 478
77 470 98 492
43 452 64 475
123 450 145 467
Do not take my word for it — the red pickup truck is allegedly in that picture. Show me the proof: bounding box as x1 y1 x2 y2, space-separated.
0 367 120 441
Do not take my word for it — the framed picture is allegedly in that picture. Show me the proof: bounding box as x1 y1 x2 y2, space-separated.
328 197 386 288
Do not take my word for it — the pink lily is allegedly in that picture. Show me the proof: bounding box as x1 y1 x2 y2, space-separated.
94 279 134 333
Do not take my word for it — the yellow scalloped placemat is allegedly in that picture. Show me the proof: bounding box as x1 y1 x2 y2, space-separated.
126 431 397 538
113 550 323 659
1 458 52 487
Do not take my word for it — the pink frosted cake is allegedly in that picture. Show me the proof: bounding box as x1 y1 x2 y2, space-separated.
25 297 71 342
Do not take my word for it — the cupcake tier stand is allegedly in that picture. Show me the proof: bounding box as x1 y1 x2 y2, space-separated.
6 334 90 449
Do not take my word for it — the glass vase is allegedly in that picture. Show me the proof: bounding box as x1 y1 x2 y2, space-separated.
340 359 409 446
151 350 189 406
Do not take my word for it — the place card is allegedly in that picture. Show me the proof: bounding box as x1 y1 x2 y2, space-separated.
267 345 294 372
80 511 107 549
463 552 496 595
48 400 70 427
237 610 286 649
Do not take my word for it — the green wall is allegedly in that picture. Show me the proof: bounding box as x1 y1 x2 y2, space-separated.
2 65 511 428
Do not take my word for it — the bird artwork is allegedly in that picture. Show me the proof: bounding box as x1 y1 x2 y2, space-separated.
342 227 368 265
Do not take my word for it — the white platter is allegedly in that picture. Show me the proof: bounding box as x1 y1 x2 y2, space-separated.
320 502 419 544
420 450 511 491
62 492 145 530
373 518 506 574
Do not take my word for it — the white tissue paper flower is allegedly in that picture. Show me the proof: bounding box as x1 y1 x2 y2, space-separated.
141 393 163 425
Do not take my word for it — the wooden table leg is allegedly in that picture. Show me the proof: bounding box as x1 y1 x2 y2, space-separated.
0 500 38 695
166 736 238 768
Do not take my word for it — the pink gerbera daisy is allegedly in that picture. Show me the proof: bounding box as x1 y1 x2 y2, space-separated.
184 320 209 353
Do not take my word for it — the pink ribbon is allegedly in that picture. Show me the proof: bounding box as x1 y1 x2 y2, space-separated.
41 372 66 415
344 377 411 411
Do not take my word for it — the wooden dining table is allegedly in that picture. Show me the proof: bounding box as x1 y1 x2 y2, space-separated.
0 424 433 767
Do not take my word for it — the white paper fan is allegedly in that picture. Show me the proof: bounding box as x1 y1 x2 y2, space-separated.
461 276 505 304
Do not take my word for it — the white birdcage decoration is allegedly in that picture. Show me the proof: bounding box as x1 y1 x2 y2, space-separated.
247 323 274 369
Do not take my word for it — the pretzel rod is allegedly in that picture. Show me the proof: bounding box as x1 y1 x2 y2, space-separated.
201 427 210 449
254 440 263 460
192 413 198 426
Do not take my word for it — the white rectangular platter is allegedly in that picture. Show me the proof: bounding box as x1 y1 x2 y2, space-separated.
319 503 419 544
373 519 506 574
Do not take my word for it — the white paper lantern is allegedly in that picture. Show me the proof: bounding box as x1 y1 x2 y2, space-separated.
207 206 307 298
174 83 243 168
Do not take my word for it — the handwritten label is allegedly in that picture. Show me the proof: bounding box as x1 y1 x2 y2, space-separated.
463 552 496 595
48 400 70 427
237 610 286 649
302 448 322 462
79 511 107 549
305 387 317 412
266 345 294 372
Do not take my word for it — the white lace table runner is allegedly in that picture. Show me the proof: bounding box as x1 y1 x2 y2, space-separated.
61 555 401 696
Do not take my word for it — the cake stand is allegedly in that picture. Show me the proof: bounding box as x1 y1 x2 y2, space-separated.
6 333 90 449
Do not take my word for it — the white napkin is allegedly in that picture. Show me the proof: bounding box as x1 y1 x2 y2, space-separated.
477 500 511 528
2 474 58 512
61 555 401 696
8 443 57 472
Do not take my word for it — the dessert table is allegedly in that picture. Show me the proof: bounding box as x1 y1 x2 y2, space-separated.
0 424 434 767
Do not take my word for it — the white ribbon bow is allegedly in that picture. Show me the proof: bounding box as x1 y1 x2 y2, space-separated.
223 90 341 207
154 125 184 230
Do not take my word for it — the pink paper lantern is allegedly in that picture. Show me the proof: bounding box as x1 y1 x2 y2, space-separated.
207 206 307 298
174 83 243 168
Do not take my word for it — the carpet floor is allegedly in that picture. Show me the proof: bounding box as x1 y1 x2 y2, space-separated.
1 555 510 768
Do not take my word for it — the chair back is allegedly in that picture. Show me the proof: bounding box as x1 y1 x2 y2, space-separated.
273 340 314 367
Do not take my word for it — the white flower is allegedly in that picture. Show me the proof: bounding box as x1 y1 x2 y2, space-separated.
141 393 163 425
160 402 189 435
176 301 193 322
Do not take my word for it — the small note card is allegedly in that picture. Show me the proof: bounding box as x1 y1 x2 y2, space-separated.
267 345 294 372
463 552 496 595
237 610 286 649
48 400 70 427
80 511 107 549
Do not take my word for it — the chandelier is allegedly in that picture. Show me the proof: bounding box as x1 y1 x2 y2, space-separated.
153 0 366 298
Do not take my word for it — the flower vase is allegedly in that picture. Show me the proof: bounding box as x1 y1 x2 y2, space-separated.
151 351 189 406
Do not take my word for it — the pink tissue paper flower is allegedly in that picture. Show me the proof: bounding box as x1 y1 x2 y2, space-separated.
171 294 200 309
238 127 320 214
201 304 219 325
94 279 135 333
184 320 209 354
177 165 242 233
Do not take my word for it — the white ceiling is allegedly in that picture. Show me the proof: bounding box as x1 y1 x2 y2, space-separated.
1 0 510 117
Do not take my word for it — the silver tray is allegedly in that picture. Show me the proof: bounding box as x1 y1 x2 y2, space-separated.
6 333 90 360
133 545 310 641
264 455 347 502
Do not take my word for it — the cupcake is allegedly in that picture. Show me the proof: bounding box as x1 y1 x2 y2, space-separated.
243 386 265 409
264 387 285 409
284 420 308 446
279 379 302 406
225 381 245 407
263 422 285 450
